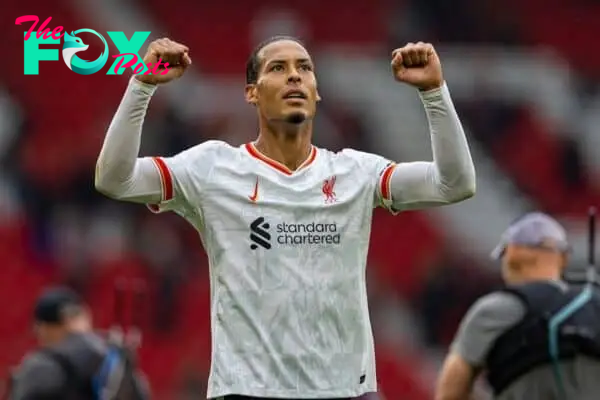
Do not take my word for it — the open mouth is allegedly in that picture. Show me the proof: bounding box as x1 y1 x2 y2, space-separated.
283 90 307 100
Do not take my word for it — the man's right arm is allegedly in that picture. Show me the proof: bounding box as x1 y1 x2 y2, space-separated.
94 77 163 204
435 292 525 400
95 37 191 205
10 353 66 400
95 76 226 216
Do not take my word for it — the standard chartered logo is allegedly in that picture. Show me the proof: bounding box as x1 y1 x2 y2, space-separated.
277 222 341 245
249 217 341 249
250 217 271 250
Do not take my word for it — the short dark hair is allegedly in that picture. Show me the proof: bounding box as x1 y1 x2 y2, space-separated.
245 35 306 84
34 287 85 324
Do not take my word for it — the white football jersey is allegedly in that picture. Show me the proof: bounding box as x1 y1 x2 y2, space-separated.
147 140 397 399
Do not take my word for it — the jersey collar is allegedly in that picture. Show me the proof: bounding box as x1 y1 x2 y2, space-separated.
245 142 317 176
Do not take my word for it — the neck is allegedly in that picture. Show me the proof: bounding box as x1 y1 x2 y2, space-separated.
255 119 313 171
513 265 562 284
67 318 91 334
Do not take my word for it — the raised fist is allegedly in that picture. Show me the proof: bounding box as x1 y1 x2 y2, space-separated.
135 38 191 85
391 42 443 91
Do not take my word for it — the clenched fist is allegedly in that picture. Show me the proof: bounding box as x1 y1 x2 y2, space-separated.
135 38 192 85
391 42 443 91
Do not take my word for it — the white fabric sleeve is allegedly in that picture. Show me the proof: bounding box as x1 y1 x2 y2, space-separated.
382 82 476 212
94 76 163 204
147 140 227 215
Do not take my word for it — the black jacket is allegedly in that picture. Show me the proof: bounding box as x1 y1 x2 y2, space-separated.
9 332 149 400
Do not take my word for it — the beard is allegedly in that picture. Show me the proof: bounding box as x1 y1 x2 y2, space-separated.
284 111 307 125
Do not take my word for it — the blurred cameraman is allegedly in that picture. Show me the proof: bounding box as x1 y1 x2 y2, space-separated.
9 287 150 400
436 213 600 400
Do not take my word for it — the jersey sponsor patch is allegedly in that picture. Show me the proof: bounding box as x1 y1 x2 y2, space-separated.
249 217 341 249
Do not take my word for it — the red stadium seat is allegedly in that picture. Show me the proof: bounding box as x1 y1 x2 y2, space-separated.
142 0 394 75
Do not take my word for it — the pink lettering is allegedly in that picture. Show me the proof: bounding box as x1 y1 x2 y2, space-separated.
150 57 170 75
50 26 63 40
143 62 154 75
36 17 52 39
43 29 54 40
113 54 172 75
15 15 64 41
133 62 145 75
160 62 170 75
15 15 39 41
112 53 140 74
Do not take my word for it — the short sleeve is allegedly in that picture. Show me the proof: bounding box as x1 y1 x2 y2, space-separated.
340 149 398 214
146 140 225 215
451 292 526 367
11 353 67 399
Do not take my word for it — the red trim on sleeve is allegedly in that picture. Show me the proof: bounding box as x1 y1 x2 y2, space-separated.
152 157 174 201
380 163 396 201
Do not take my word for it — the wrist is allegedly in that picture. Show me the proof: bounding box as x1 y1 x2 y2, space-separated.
418 80 450 103
130 75 158 95
418 81 444 92
134 74 157 86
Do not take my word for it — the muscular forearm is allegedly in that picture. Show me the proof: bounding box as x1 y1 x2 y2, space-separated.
435 353 478 400
95 77 162 203
389 82 476 210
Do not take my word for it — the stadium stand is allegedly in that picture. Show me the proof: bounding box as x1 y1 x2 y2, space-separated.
3 0 599 398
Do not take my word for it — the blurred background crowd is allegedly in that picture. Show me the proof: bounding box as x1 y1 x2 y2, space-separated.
2 0 600 398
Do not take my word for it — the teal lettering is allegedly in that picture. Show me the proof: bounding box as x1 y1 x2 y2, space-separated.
106 31 150 75
23 31 59 75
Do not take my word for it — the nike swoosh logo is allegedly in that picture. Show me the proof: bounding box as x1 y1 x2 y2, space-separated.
248 177 259 202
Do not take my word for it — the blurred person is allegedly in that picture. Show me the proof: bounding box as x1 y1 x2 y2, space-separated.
95 35 476 399
435 213 600 400
9 287 149 400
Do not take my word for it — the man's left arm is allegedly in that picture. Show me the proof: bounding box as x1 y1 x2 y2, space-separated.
386 84 476 211
380 43 476 212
